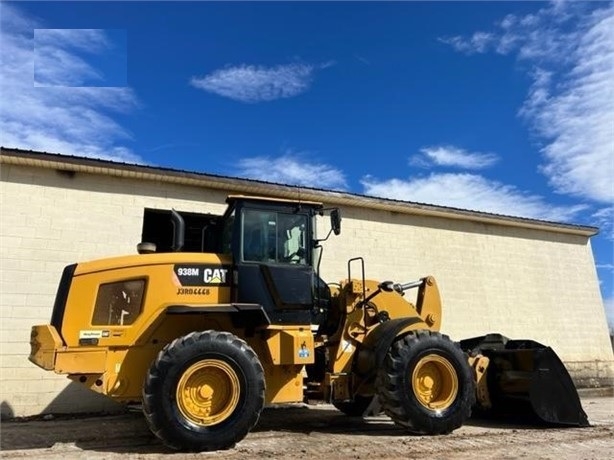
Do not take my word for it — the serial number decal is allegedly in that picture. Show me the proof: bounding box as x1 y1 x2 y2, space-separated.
173 264 232 287
176 287 211 296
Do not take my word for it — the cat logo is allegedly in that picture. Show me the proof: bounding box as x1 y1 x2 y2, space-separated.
203 268 228 284
173 264 232 287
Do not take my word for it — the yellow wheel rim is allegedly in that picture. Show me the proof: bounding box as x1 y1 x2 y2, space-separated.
411 354 459 411
176 359 240 426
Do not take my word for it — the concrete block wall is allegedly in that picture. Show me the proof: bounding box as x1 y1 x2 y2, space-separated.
1 163 612 417
0 164 228 417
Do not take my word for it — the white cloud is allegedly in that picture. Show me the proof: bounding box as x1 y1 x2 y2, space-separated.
438 32 496 55
440 4 581 59
440 2 614 205
190 62 331 103
411 145 498 170
361 172 586 222
592 207 614 241
235 151 347 190
0 5 140 163
34 44 104 87
34 29 111 86
597 264 614 270
34 28 110 53
523 8 614 204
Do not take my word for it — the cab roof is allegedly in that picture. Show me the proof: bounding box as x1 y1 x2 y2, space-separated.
226 195 323 209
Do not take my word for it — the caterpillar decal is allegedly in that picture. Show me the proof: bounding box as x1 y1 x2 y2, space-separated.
173 264 231 287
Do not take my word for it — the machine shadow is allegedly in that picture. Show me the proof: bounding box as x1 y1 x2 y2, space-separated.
0 411 153 452
1 404 566 455
0 407 401 455
252 405 403 435
255 406 560 434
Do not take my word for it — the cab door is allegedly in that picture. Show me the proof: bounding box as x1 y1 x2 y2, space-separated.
236 207 314 324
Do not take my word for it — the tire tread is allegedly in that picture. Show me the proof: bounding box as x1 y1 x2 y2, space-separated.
142 330 265 451
376 330 475 435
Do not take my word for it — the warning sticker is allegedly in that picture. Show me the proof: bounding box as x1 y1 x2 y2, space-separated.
79 330 103 339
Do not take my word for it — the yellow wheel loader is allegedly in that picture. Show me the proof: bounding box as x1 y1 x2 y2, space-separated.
29 195 588 452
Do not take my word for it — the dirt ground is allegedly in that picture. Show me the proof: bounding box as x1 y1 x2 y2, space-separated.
1 396 613 459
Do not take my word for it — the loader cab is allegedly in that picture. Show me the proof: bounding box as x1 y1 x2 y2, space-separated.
221 196 337 325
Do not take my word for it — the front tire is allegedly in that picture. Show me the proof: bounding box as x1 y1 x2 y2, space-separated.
376 330 474 434
142 330 265 451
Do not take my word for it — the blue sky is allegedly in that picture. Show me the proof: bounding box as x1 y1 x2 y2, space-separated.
1 1 613 328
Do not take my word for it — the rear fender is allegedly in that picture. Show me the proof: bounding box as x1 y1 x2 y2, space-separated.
166 303 271 330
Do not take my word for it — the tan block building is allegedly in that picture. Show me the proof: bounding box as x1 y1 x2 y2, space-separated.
1 147 612 417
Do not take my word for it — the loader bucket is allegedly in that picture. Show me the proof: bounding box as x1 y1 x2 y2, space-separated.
460 334 589 427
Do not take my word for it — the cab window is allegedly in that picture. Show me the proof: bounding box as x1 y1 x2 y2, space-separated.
92 279 146 325
242 210 308 264
221 208 235 254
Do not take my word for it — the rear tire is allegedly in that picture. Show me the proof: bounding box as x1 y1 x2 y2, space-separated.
143 330 265 451
376 330 474 434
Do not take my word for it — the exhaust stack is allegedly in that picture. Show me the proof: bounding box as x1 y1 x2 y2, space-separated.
171 209 185 252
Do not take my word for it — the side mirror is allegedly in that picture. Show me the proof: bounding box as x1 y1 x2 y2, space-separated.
330 209 342 236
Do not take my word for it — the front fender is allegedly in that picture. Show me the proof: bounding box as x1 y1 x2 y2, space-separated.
354 317 426 377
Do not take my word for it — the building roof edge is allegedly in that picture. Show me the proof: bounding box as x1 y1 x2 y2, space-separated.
0 147 599 237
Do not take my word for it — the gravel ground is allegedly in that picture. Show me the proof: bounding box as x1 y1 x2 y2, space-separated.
1 397 612 459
